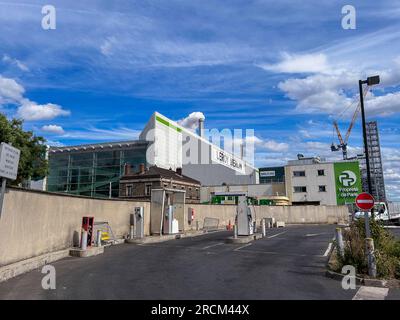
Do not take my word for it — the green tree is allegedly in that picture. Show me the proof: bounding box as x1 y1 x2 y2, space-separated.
0 113 48 185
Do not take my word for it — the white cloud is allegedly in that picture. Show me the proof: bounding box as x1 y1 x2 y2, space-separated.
0 75 25 104
41 124 65 134
2 54 29 72
17 99 70 121
61 127 141 141
263 140 289 152
0 75 70 121
177 111 205 130
259 53 330 74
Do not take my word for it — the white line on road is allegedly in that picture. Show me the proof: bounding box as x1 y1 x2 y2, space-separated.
202 242 224 250
233 243 252 251
267 231 287 239
352 286 389 300
323 243 332 257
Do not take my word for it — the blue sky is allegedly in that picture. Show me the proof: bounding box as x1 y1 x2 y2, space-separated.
0 1 399 199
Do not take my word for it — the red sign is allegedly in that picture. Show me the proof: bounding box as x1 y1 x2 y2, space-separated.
355 193 375 211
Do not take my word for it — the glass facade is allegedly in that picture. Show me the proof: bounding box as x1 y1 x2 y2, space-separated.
47 141 148 198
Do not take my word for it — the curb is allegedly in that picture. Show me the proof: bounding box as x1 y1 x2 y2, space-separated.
126 229 224 245
325 269 400 288
0 249 70 283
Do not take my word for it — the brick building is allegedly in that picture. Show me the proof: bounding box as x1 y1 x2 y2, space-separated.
119 164 201 203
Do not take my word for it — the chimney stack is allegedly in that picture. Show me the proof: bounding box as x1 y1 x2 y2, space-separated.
139 163 145 174
124 163 131 175
198 118 204 138
176 167 182 175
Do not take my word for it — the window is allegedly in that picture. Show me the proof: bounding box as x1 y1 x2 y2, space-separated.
145 184 152 196
319 185 326 192
293 171 306 177
317 169 325 176
126 185 133 196
294 186 307 193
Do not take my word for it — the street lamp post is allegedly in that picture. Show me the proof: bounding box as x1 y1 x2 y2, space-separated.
359 75 380 237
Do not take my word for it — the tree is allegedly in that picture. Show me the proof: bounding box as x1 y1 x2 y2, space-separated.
0 113 48 185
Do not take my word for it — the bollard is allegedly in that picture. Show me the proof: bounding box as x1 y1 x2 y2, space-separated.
196 220 200 231
233 224 238 239
365 238 377 278
81 230 88 251
335 228 344 258
261 219 266 237
253 221 257 234
130 225 134 239
96 230 102 247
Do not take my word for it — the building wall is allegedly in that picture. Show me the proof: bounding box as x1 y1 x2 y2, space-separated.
47 142 148 198
141 112 259 186
0 188 150 267
285 163 337 205
1 188 348 267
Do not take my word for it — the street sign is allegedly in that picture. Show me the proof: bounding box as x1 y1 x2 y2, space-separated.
0 142 20 181
355 192 375 211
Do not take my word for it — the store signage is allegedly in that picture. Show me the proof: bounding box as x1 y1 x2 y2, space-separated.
334 161 362 205
211 146 245 174
260 170 275 177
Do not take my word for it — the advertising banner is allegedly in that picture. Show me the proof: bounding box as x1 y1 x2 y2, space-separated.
334 161 362 205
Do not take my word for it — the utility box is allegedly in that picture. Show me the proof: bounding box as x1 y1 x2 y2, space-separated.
237 196 254 236
164 205 179 234
81 216 94 247
134 207 144 238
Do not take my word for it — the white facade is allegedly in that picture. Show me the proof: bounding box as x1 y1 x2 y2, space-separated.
140 112 259 186
285 162 337 205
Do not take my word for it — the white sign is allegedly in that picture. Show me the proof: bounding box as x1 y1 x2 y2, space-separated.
211 146 245 174
260 170 275 177
0 142 20 180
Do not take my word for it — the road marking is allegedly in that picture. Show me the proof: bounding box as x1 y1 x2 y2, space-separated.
305 233 325 237
202 242 224 250
323 243 332 257
352 286 389 300
267 231 287 239
233 243 252 251
235 248 322 258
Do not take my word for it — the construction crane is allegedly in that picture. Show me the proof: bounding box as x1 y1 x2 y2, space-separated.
331 86 370 160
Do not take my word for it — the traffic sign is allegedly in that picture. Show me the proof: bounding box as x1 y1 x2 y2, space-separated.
355 192 375 211
0 142 20 180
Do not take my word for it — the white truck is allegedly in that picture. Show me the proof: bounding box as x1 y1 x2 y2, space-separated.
353 202 400 224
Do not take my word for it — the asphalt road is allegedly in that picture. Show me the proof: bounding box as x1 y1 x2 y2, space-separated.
0 224 399 300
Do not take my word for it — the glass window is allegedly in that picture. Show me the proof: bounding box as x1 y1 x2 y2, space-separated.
294 186 307 193
127 185 133 196
293 171 306 177
319 185 327 192
317 169 325 176
145 184 152 196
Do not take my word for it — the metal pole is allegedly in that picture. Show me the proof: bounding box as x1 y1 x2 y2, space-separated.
109 181 112 199
0 178 6 219
365 238 377 278
335 228 344 258
261 219 266 237
96 230 102 247
359 80 372 238
81 230 88 250
233 224 238 239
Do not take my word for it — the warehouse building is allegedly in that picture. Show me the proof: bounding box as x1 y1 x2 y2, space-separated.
46 112 258 198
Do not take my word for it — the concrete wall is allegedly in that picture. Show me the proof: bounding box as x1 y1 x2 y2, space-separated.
185 203 349 230
1 187 348 267
0 188 150 267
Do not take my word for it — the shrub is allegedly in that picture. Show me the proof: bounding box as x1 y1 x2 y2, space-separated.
337 218 400 279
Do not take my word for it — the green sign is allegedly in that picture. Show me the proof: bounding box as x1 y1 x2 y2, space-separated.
334 161 362 205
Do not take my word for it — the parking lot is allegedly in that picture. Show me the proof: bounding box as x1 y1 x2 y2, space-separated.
0 224 399 300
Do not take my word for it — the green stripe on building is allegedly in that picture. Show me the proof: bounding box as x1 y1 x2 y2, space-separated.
156 116 182 133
